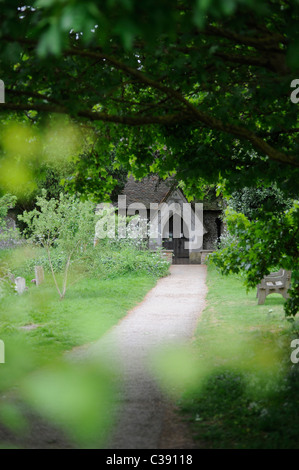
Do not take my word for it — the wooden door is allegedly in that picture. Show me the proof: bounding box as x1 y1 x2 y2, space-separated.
163 215 189 263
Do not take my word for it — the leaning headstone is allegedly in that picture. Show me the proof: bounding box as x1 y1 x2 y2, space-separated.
34 266 44 286
15 277 26 294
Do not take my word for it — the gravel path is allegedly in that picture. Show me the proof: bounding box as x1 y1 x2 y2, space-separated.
88 264 208 449
0 264 207 449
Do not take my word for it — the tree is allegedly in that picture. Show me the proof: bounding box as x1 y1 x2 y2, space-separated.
0 0 298 195
228 185 293 221
0 0 298 312
63 149 128 203
19 191 97 299
212 203 299 317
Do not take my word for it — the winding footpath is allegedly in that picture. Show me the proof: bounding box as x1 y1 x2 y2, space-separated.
89 264 208 449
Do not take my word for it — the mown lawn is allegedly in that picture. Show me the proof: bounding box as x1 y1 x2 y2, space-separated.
0 272 159 364
179 264 299 449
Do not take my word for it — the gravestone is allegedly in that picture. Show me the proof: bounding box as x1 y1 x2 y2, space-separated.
0 340 4 364
15 277 26 294
34 265 44 286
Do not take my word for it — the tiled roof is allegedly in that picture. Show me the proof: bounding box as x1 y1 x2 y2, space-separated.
115 174 223 211
120 175 176 208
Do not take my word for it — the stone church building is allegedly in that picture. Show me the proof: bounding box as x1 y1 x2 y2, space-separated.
119 175 224 264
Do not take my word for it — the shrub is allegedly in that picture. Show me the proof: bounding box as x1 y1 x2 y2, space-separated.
80 241 170 279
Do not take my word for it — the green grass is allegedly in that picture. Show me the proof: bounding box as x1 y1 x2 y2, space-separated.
179 264 299 449
0 272 159 363
0 246 165 447
0 243 168 367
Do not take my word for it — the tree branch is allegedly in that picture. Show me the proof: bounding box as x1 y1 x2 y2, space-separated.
214 51 279 72
204 26 287 51
6 88 61 106
0 102 191 126
1 44 298 168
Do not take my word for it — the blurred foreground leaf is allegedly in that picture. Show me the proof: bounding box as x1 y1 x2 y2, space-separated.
21 360 116 447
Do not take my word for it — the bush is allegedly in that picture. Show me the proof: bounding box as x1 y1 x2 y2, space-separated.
81 241 170 279
14 194 170 299
11 234 170 283
19 248 68 276
217 228 238 251
0 261 15 298
0 193 20 247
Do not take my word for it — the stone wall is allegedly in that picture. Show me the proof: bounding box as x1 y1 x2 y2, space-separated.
203 210 223 250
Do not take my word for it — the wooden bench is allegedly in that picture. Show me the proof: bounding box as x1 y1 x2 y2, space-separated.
256 269 292 305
